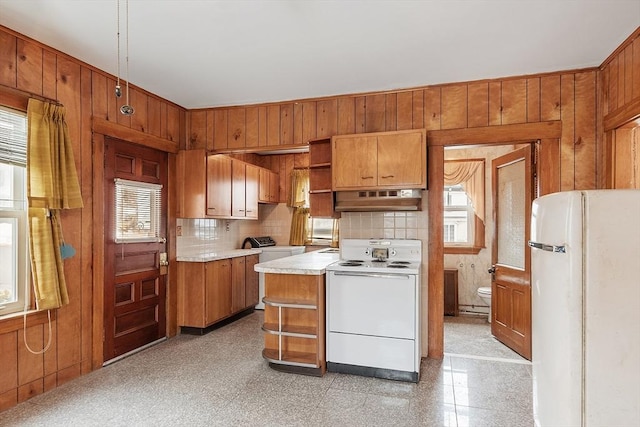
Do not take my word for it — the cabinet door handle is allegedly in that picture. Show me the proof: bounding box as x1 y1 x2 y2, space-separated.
361 176 374 179
381 175 395 179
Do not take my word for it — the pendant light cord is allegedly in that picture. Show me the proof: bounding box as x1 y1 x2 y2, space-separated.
116 0 121 89
125 0 130 106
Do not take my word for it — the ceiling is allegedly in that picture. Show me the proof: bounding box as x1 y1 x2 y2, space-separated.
0 1 638 110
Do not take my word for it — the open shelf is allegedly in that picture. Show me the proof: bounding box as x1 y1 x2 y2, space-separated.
262 348 318 368
262 296 316 309
262 323 317 338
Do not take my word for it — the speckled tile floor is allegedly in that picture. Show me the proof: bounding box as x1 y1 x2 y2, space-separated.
1 313 533 426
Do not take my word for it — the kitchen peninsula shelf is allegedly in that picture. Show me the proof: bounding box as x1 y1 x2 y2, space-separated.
262 297 317 309
262 349 318 368
261 272 326 375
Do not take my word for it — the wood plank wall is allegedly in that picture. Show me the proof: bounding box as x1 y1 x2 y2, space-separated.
598 28 640 187
189 69 599 192
0 25 186 411
0 20 638 413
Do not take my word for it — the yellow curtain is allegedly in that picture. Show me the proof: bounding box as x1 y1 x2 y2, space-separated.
27 99 83 310
444 160 485 222
288 168 309 208
289 207 310 246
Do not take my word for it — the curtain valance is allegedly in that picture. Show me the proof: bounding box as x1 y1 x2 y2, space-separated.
444 159 485 222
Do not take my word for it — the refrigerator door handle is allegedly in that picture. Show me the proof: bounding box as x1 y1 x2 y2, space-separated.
528 240 566 253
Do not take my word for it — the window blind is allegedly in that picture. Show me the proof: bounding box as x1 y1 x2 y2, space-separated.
0 106 27 167
114 178 163 243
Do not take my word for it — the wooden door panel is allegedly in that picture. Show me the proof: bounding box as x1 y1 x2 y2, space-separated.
231 257 246 313
245 165 259 218
377 132 424 187
207 155 232 217
245 255 259 307
206 260 231 324
493 282 511 328
491 145 533 360
231 160 246 217
332 136 377 189
511 285 531 336
104 138 167 362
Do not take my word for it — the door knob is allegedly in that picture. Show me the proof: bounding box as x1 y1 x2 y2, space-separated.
487 266 496 274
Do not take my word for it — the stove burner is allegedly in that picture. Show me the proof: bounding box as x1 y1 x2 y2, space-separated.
387 264 409 268
390 261 410 265
371 259 387 263
339 262 363 267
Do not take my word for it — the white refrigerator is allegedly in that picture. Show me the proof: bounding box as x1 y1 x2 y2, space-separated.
530 190 640 426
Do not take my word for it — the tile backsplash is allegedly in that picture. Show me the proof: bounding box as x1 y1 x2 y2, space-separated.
176 204 293 256
177 197 429 256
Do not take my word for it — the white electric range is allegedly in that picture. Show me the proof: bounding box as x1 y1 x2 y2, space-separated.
325 238 421 382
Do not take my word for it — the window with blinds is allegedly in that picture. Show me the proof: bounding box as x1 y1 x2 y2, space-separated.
0 106 29 315
114 178 162 243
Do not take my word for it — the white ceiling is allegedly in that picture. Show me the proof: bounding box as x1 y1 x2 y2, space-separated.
0 1 638 109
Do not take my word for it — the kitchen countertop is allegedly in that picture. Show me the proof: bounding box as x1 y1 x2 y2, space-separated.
254 248 340 275
176 248 262 262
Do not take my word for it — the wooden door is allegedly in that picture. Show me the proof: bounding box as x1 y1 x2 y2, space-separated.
245 164 259 218
104 139 167 362
231 257 246 313
245 254 259 307
205 259 231 324
207 155 232 217
612 126 640 189
332 135 377 189
377 131 424 187
231 160 246 217
490 146 533 360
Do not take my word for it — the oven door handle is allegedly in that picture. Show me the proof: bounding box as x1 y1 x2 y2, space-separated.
332 271 412 280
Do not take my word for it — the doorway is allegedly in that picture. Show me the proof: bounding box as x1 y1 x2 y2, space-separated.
442 143 532 361
103 138 168 362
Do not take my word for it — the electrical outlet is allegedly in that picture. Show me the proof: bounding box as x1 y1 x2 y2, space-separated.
176 225 182 236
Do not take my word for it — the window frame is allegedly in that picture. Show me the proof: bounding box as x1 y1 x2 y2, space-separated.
443 159 486 255
0 106 30 317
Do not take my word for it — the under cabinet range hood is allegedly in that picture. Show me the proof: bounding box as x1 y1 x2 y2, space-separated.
334 189 422 212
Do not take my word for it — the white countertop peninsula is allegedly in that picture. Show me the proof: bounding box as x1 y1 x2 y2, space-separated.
177 248 262 263
254 249 339 275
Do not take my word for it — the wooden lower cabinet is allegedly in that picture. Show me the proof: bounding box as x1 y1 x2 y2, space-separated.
262 273 325 375
231 257 246 313
177 255 259 329
245 254 259 307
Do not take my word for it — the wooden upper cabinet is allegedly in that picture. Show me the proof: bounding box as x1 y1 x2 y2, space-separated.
259 168 279 204
377 131 425 187
231 160 260 219
231 160 247 217
245 164 259 218
177 149 207 218
332 135 378 189
332 129 426 190
207 155 232 217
